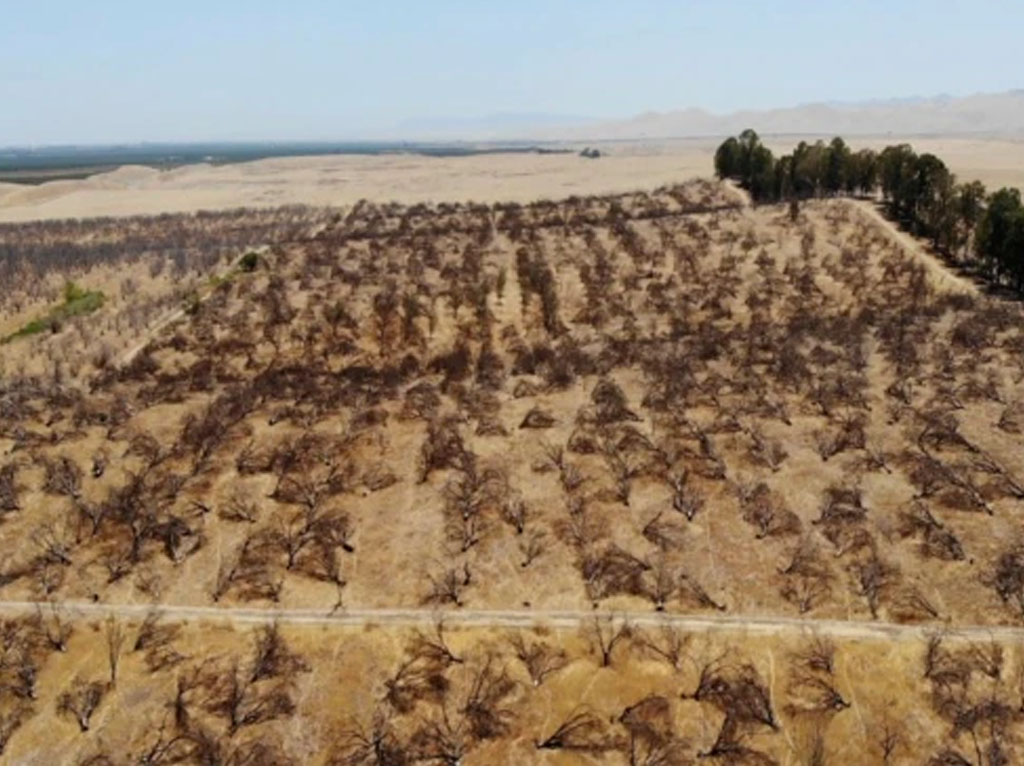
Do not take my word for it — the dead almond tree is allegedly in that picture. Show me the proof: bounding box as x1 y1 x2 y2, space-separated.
171 664 208 732
668 470 704 521
618 694 690 765
133 609 184 672
249 623 310 683
0 463 20 515
200 623 308 735
333 708 409 765
408 619 463 668
30 515 76 568
409 654 518 763
518 530 546 568
104 616 126 686
56 676 106 732
737 481 801 539
583 614 633 668
423 563 472 608
642 555 680 611
42 455 83 501
631 622 690 671
417 417 473 483
786 637 849 713
219 490 261 524
983 541 1024 618
34 602 72 652
688 657 778 731
508 632 568 686
642 511 687 551
897 501 965 561
452 655 518 742
0 705 31 756
851 550 900 619
500 496 528 535
535 706 610 752
873 716 905 765
206 660 295 734
745 424 788 471
678 571 727 612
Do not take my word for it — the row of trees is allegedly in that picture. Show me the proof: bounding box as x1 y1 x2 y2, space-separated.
715 129 1024 293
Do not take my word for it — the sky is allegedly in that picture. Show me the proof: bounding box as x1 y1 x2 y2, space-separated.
2 0 1022 145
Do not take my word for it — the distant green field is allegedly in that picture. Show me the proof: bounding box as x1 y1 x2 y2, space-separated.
0 141 573 184
2 282 105 343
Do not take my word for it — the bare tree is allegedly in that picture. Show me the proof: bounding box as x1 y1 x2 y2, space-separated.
508 632 568 686
500 497 528 535
518 530 546 568
619 694 689 765
668 471 704 520
851 551 899 619
408 619 463 667
34 602 72 652
56 677 106 732
536 706 609 751
42 456 83 500
0 705 31 755
787 637 849 713
689 658 777 730
876 716 904 765
985 541 1024 618
206 660 295 734
104 616 126 685
584 613 632 667
423 564 470 607
738 481 800 539
249 622 309 682
632 623 689 671
779 535 833 614
0 463 21 514
334 708 409 765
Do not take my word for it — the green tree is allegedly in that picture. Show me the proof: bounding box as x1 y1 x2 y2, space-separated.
714 137 741 179
792 140 826 199
975 187 1023 285
736 128 762 183
747 144 778 203
823 137 850 196
955 180 987 259
878 144 916 219
846 149 877 195
910 153 950 233
774 154 795 202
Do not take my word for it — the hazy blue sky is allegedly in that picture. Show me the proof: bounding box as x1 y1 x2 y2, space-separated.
2 0 1022 145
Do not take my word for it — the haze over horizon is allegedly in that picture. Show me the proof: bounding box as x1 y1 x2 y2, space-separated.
3 0 1024 146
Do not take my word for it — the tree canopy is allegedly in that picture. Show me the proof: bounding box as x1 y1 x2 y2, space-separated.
714 130 1024 295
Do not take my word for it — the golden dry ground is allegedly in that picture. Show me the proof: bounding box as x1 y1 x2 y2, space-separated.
2 135 1022 224
1 177 1024 763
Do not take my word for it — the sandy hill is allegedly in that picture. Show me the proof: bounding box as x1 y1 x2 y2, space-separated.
399 91 1024 141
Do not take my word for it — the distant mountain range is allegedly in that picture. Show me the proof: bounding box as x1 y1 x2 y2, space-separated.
396 90 1024 141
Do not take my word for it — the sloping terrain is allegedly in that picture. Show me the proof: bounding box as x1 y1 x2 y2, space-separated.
2 179 1024 763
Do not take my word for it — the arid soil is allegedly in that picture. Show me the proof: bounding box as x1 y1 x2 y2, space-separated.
2 135 1021 224
1 176 1024 763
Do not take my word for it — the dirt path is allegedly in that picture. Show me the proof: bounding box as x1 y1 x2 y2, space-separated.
9 599 1024 641
725 181 975 296
848 198 980 296
116 244 275 367
117 304 187 366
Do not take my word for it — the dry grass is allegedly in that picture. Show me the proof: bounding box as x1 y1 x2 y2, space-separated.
1 177 1023 763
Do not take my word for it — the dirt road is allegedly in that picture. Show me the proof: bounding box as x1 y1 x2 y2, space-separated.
849 198 979 295
9 599 1024 642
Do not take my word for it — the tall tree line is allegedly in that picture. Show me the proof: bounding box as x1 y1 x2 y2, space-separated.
715 130 1024 294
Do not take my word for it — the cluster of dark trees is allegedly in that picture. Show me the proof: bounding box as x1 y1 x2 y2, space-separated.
715 129 1024 293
